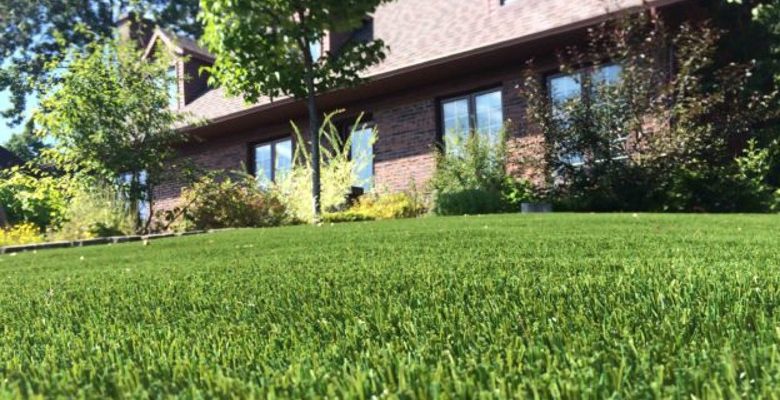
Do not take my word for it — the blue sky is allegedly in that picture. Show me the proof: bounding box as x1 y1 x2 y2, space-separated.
0 92 13 144
0 90 36 145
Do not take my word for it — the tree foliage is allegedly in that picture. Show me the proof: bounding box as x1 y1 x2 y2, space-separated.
0 0 200 126
199 0 389 101
199 0 390 218
0 166 71 230
3 120 48 163
725 0 780 85
35 39 190 230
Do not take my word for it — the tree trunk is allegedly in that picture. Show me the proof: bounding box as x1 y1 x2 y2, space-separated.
307 92 322 220
296 13 322 222
0 205 7 228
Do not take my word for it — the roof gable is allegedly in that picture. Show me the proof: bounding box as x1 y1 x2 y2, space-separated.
142 28 214 62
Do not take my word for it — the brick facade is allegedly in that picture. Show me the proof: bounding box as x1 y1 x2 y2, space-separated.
373 99 438 192
149 0 693 212
154 68 552 211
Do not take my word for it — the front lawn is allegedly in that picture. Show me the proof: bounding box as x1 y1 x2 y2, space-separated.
2 214 779 397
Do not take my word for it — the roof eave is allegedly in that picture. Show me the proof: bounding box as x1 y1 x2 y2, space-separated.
180 0 691 131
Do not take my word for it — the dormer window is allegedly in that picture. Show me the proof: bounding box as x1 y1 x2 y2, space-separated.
309 40 322 61
329 17 374 56
352 18 374 44
167 66 179 109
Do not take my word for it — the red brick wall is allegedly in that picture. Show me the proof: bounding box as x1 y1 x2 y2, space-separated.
373 99 438 193
153 124 301 212
367 76 546 194
154 69 550 211
504 76 547 186
152 137 251 212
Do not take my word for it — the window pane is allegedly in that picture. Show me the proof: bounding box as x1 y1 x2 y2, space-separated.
592 64 628 159
549 73 583 167
254 144 273 183
591 64 622 106
475 90 503 143
274 139 292 180
442 98 470 147
308 40 322 60
592 64 622 86
167 67 178 109
353 19 374 43
559 151 585 167
138 170 150 222
119 170 150 222
549 73 582 106
351 126 374 190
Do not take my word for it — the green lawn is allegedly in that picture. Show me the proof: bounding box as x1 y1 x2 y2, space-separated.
2 214 780 398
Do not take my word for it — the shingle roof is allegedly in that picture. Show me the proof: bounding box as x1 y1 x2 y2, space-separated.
178 0 680 124
181 87 257 122
368 0 631 75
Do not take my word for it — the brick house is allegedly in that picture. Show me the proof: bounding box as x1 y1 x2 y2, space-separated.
146 0 696 211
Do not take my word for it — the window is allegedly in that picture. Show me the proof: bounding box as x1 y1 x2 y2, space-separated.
501 0 519 5
352 18 374 44
547 64 624 166
329 18 374 56
251 138 293 185
119 170 150 222
440 88 504 149
549 73 584 165
308 40 322 61
548 64 623 115
350 122 374 191
167 67 179 109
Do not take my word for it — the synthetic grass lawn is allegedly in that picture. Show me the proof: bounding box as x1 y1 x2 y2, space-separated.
1 214 779 398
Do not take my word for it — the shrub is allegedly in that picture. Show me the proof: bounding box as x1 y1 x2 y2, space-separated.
773 189 780 212
353 191 427 219
180 173 288 230
0 223 44 247
322 210 375 223
551 163 668 212
435 189 505 216
325 190 427 222
430 130 535 215
523 13 780 213
732 139 779 211
273 112 374 223
50 183 136 241
0 166 69 230
657 140 780 213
